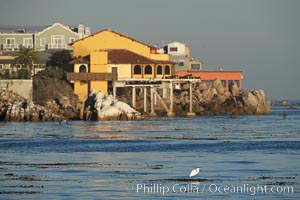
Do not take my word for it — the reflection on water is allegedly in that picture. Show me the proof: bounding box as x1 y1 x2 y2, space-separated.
0 107 300 199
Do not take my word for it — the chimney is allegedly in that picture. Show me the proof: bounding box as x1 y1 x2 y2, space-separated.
78 24 84 38
84 27 91 36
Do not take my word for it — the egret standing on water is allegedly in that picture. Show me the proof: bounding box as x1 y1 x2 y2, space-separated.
189 168 200 177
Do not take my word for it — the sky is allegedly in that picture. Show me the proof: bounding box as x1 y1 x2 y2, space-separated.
1 0 299 100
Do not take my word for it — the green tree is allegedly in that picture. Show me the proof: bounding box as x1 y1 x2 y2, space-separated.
17 69 29 79
47 50 72 71
12 46 39 79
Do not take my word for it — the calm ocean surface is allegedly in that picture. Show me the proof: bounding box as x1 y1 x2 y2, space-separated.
0 107 299 199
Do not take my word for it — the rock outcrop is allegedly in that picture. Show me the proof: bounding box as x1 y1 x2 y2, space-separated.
1 77 270 122
0 88 79 122
173 78 270 115
0 89 64 122
272 100 294 107
113 79 270 117
84 90 142 120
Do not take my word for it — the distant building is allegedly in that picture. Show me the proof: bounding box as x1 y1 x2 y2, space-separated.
161 43 243 90
176 70 243 90
0 55 16 77
0 52 50 78
0 23 90 52
159 42 203 71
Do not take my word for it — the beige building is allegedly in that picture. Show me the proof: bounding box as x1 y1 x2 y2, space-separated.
0 23 90 52
159 42 203 71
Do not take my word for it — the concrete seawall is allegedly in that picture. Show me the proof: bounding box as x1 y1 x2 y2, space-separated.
0 79 32 100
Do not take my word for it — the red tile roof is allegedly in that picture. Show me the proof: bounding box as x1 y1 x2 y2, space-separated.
69 49 174 65
69 56 90 64
106 49 174 65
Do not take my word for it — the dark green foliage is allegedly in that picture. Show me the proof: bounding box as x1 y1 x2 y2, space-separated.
36 67 66 80
4 70 10 79
11 47 39 79
47 50 72 71
33 67 78 105
16 69 29 79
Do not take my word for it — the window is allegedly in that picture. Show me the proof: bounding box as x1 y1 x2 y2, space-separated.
144 65 152 75
170 47 178 52
79 65 87 73
23 38 33 47
51 35 65 48
157 65 162 75
15 64 22 69
134 65 141 74
191 64 200 71
6 38 15 45
40 38 46 46
69 37 75 43
178 61 185 66
165 65 170 74
5 38 16 49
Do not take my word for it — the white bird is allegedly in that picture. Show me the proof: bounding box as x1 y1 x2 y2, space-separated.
189 168 200 177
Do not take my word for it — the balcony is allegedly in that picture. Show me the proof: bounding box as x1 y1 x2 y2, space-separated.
47 43 67 49
67 72 118 82
23 44 34 48
2 44 19 50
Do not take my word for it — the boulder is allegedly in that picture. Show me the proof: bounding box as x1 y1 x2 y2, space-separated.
243 91 259 114
255 90 266 114
229 82 240 96
213 78 221 87
98 106 122 120
198 82 207 90
92 91 142 120
184 81 270 115
58 96 72 109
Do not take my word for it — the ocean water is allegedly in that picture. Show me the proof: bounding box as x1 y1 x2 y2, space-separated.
0 107 299 199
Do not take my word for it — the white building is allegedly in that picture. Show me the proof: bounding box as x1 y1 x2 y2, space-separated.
159 42 202 71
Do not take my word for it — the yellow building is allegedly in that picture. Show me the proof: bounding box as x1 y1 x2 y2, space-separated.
67 29 175 101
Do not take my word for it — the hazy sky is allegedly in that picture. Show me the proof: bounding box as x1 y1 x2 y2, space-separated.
1 0 299 100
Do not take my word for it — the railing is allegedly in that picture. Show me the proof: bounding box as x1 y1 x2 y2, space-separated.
23 44 34 48
2 44 19 50
47 44 66 49
67 72 118 81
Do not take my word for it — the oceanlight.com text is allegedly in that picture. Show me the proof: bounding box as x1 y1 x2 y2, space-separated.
135 183 294 196
208 183 293 196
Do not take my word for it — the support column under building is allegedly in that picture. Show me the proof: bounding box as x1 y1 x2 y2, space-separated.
132 86 136 108
113 85 116 99
163 88 167 98
167 82 175 117
150 86 156 116
187 81 196 117
143 87 147 113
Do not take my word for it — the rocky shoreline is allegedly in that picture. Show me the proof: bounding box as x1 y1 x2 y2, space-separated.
271 100 299 107
1 78 271 122
127 78 270 117
0 88 78 122
178 78 270 116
